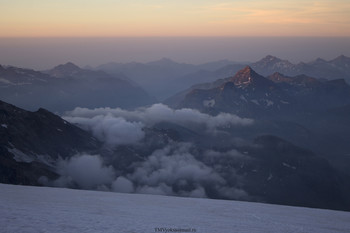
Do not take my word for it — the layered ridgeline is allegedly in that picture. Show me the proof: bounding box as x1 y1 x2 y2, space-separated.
170 66 350 117
1 99 350 211
95 58 236 99
0 63 154 113
251 55 350 80
1 55 349 107
172 55 350 97
95 55 350 100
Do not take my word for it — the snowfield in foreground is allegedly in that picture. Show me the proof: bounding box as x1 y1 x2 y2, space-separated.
0 184 349 233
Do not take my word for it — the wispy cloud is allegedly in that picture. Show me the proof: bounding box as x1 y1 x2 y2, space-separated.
177 0 348 36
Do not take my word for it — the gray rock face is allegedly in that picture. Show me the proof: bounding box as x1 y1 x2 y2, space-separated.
0 100 100 185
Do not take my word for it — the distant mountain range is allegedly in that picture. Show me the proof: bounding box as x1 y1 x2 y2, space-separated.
202 54 350 84
94 55 350 100
1 55 349 107
251 55 350 80
0 63 155 113
94 58 236 99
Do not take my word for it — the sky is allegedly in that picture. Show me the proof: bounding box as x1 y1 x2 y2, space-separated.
1 0 350 37
0 1 350 68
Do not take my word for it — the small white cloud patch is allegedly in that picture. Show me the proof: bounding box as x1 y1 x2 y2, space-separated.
55 154 115 190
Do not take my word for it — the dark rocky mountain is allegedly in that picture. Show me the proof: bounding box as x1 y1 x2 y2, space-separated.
176 66 287 117
239 135 350 210
251 55 350 82
175 66 350 118
200 134 350 210
0 65 52 85
0 65 61 112
0 63 155 113
47 62 129 81
164 65 247 107
266 72 350 111
229 66 275 88
0 100 100 185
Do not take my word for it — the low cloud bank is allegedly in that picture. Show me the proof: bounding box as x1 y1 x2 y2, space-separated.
127 143 248 199
64 103 253 147
50 143 249 200
127 143 223 198
55 104 253 200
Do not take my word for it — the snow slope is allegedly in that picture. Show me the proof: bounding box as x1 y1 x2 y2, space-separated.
0 184 349 233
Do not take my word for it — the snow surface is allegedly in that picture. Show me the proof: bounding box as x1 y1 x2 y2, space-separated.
251 99 259 105
0 183 349 233
0 78 13 84
265 100 274 107
240 95 248 102
202 99 215 108
280 100 290 104
8 148 34 163
283 162 297 170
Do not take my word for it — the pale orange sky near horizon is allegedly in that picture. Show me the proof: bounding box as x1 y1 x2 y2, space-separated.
1 0 350 37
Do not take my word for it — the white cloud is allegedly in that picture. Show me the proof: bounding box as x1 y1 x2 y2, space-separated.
126 142 248 199
54 154 115 190
64 114 145 147
50 144 250 200
58 105 253 199
64 103 253 148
